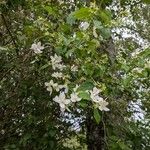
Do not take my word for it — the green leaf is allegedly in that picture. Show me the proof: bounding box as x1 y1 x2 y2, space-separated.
119 142 131 150
79 100 88 108
142 0 150 4
82 63 94 76
59 24 71 34
55 46 67 54
73 7 92 20
93 20 102 29
44 6 57 15
138 48 150 58
94 108 101 124
122 76 132 87
98 10 111 25
49 130 56 137
101 28 111 39
65 49 75 58
77 81 94 91
67 13 76 25
78 91 90 100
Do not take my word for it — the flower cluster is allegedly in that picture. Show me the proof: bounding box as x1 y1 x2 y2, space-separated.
89 87 109 111
53 84 81 111
44 53 109 112
44 53 82 111
45 82 81 111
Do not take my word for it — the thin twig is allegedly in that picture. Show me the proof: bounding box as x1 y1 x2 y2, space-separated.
102 112 109 150
1 14 19 55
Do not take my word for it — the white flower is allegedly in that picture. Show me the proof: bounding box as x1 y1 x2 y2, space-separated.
56 64 66 71
132 67 143 74
79 22 90 31
45 80 54 87
52 72 63 78
51 54 62 63
71 65 78 72
60 107 65 112
45 80 57 87
92 95 104 103
73 33 76 38
45 80 59 93
47 86 53 94
53 84 60 92
90 87 103 103
53 92 70 111
31 42 44 54
131 49 140 58
45 80 54 94
70 92 81 102
50 54 66 70
50 54 62 70
98 100 109 111
90 87 101 96
73 84 79 92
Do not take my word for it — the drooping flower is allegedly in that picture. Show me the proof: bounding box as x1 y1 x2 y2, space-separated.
53 92 70 111
31 42 44 54
45 80 55 87
45 80 54 94
46 86 53 94
70 92 81 102
79 22 90 31
45 80 59 94
98 100 109 111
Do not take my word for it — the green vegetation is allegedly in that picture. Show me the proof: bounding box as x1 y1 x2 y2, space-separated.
0 0 150 149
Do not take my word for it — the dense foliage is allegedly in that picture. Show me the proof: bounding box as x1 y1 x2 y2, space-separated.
0 0 150 149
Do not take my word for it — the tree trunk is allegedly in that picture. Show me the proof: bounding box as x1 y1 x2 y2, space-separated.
86 111 105 150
